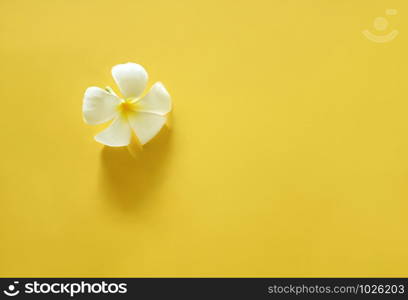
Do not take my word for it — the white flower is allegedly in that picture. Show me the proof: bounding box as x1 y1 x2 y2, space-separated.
82 63 172 147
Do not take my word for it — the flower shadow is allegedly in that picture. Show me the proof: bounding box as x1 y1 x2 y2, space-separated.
99 126 172 213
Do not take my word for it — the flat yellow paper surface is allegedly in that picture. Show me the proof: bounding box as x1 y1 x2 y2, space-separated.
0 0 407 277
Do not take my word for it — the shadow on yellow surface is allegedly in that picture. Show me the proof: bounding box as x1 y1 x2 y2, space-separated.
99 126 173 213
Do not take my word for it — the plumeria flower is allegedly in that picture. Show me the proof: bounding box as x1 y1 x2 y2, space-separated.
83 63 171 147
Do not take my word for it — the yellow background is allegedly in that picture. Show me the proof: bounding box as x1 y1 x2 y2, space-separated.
0 0 407 277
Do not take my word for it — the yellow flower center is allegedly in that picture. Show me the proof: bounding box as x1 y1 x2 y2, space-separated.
118 99 139 116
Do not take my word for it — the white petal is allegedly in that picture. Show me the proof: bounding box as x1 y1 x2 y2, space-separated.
128 112 166 145
112 63 148 99
95 116 132 147
137 82 172 115
83 87 120 125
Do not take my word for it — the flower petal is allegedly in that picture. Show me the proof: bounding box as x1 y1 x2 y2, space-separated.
112 63 148 99
137 82 172 115
94 116 132 147
83 87 120 125
128 112 166 145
